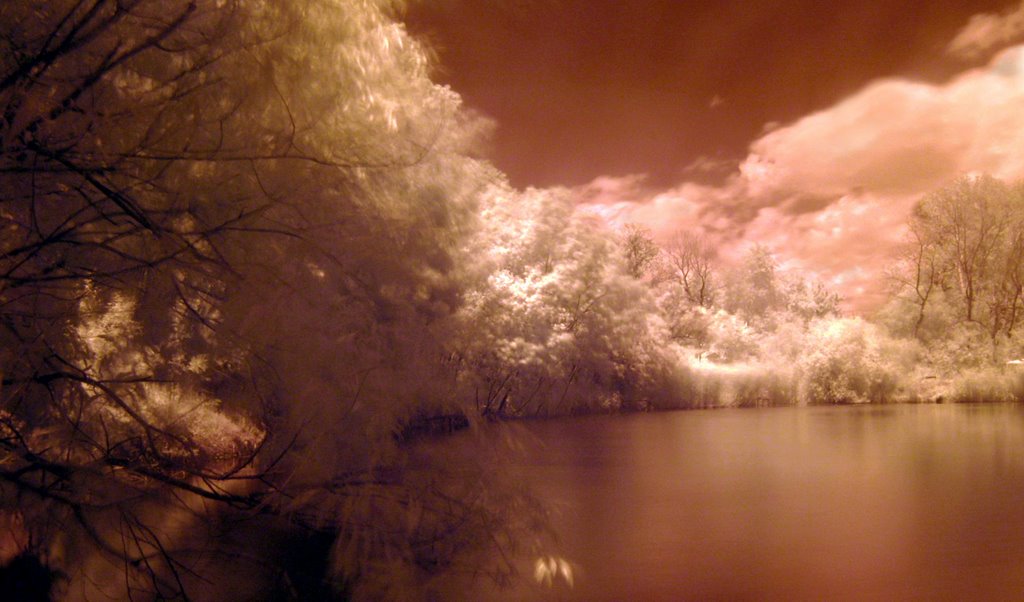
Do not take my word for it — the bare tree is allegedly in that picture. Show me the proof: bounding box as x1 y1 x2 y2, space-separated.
664 231 716 308
894 208 948 338
993 221 1024 337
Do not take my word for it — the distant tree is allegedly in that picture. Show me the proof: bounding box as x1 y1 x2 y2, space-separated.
620 224 660 279
783 275 841 320
891 204 949 337
724 245 784 321
656 286 713 349
664 231 717 308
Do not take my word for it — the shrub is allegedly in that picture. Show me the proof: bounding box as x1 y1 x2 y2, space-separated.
799 318 902 404
949 367 1024 403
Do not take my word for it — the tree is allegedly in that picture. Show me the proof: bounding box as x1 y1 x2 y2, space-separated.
0 1 538 598
915 175 1011 325
783 275 841 321
620 223 660 279
724 245 783 321
456 187 683 416
895 175 1024 358
891 208 948 338
664 231 717 308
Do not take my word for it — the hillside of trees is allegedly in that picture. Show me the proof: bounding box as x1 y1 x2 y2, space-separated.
1 1 1022 600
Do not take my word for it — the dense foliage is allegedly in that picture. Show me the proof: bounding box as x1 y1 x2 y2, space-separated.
0 1 540 599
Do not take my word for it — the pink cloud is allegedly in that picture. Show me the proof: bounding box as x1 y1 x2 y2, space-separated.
948 1 1024 59
571 44 1024 314
745 46 1024 197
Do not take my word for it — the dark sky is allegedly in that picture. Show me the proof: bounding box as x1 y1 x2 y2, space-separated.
404 0 1010 189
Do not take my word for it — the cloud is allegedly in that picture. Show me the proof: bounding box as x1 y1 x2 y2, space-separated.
574 174 650 207
745 46 1024 198
948 1 1024 59
572 44 1024 313
740 193 913 307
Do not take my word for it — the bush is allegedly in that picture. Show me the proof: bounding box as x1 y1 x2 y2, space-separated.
731 371 798 407
949 367 1024 403
799 318 903 404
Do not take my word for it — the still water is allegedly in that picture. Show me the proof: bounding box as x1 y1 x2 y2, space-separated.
483 404 1024 601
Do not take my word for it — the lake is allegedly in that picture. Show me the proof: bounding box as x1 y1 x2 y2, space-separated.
469 404 1024 601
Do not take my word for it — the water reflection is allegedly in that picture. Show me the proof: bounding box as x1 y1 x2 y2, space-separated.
472 404 1024 600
